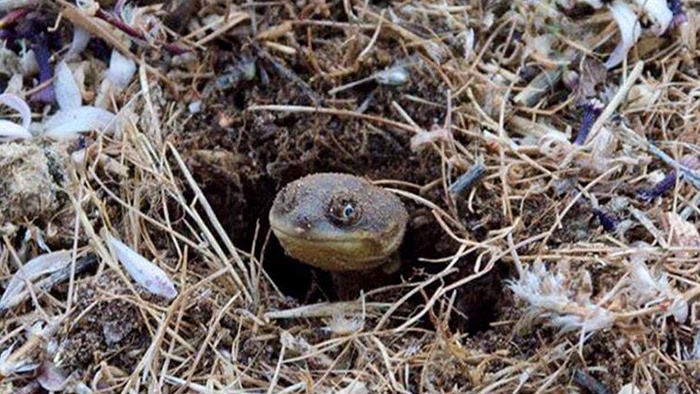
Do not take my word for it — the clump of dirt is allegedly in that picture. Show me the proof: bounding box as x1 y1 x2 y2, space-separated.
0 141 67 226
55 273 146 370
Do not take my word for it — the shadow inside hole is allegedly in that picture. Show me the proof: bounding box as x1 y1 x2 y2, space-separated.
208 168 508 334
263 219 508 335
399 226 510 335
450 262 510 334
263 235 331 301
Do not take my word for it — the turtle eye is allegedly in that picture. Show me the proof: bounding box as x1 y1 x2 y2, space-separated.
329 198 361 226
342 204 356 218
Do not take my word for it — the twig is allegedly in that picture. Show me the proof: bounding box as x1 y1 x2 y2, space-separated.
251 42 323 105
584 61 644 144
247 104 417 133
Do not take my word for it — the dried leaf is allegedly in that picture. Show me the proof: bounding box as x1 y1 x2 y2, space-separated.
633 0 672 35
43 106 116 137
106 49 136 89
0 93 32 139
37 361 69 391
662 212 700 258
66 26 91 60
106 235 178 300
605 1 642 69
0 251 73 311
54 61 81 110
0 344 39 376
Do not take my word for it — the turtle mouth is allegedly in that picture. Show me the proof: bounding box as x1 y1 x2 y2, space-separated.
270 216 403 248
269 217 393 270
269 217 372 247
269 214 405 270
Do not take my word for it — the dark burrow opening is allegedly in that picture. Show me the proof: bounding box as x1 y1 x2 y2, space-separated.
170 34 514 335
184 158 511 335
261 196 510 334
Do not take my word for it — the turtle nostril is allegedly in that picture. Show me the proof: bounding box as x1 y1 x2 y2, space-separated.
292 218 313 239
295 214 313 230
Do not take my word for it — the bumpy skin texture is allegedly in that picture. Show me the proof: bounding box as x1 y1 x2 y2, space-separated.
269 173 408 271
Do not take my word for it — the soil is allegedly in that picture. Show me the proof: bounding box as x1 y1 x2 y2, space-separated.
0 1 698 392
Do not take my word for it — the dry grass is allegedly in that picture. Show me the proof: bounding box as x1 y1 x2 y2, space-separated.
1 0 700 393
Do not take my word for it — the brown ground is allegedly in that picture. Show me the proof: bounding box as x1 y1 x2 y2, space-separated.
1 0 700 393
